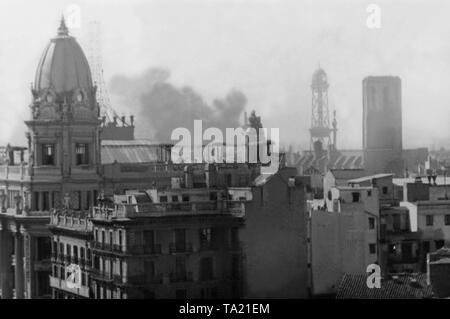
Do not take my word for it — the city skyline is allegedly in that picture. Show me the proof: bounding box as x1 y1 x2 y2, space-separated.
0 0 449 151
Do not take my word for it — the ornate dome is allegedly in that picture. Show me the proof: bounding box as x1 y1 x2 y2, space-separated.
34 17 94 99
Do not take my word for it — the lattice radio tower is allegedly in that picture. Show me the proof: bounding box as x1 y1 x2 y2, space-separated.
86 20 120 123
309 67 333 151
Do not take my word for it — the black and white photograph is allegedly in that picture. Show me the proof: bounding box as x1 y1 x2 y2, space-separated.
0 0 449 309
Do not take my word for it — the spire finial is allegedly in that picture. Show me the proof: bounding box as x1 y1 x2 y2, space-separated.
57 14 69 36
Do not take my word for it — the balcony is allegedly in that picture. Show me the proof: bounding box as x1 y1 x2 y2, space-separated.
169 243 193 254
90 269 114 282
128 274 163 285
0 164 28 181
93 243 163 255
170 272 193 283
50 213 93 232
92 199 246 221
49 276 90 298
113 274 164 286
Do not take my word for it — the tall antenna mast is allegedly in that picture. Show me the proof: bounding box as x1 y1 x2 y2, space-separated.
309 67 332 151
86 20 120 123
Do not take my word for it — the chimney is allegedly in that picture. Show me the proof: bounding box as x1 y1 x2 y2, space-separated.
130 115 134 126
121 116 126 126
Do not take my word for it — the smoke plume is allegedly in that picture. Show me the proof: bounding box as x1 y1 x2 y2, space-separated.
109 68 247 142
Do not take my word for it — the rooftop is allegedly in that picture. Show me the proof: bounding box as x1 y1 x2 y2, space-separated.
348 173 394 184
329 168 366 180
393 176 450 186
336 273 433 299
101 139 171 164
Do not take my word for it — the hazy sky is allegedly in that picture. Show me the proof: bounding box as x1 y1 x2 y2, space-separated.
0 0 449 150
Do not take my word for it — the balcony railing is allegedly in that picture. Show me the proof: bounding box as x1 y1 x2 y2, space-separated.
169 243 193 254
127 274 163 285
92 199 246 221
50 213 93 231
93 243 163 255
170 272 193 283
90 269 114 282
0 164 27 181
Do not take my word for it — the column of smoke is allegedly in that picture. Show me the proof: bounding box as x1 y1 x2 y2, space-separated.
109 67 247 142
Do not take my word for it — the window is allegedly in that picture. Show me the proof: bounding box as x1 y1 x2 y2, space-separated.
200 228 213 250
42 144 55 165
426 215 434 226
369 243 377 254
42 192 49 211
175 229 186 251
351 192 360 203
143 230 154 247
182 195 190 202
209 192 217 201
75 143 89 165
175 257 186 279
200 228 212 243
382 186 388 195
401 242 413 262
393 214 401 231
33 192 39 211
368 217 375 230
66 244 71 257
85 191 91 210
37 237 51 261
445 215 450 226
389 244 396 254
159 196 168 203
73 246 78 263
118 230 123 247
367 190 372 197
144 259 155 282
200 257 214 281
171 195 178 202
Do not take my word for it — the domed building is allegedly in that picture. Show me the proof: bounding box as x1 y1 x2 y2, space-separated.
0 17 103 300
31 17 99 122
0 17 263 300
